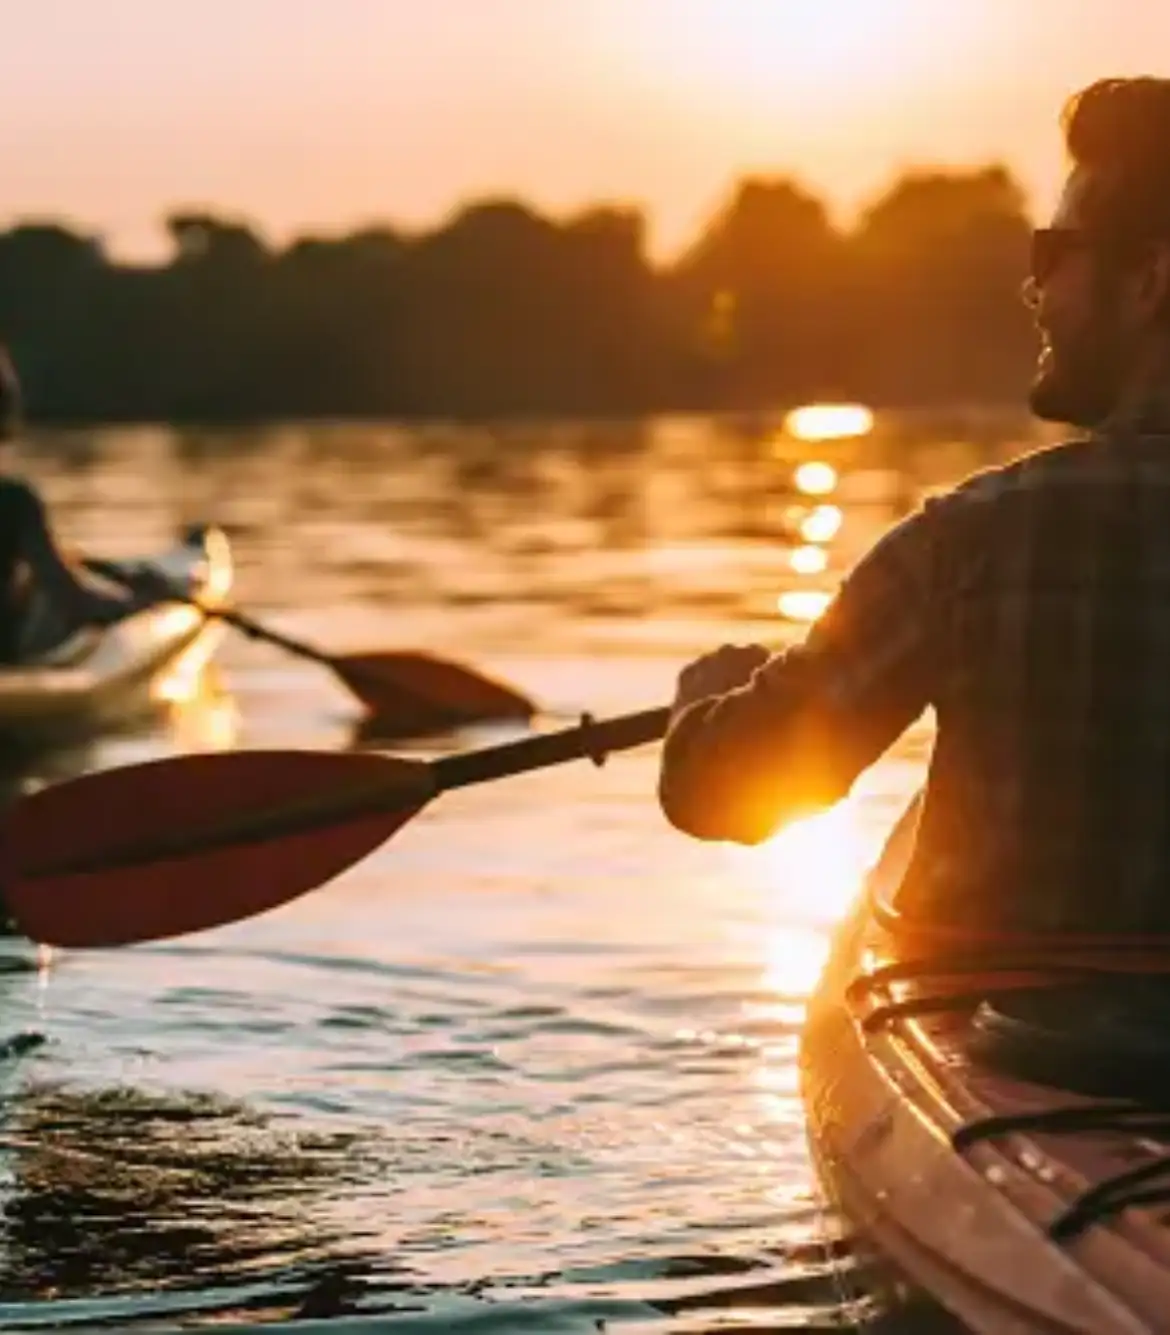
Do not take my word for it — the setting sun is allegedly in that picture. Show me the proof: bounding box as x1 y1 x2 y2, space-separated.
619 0 936 115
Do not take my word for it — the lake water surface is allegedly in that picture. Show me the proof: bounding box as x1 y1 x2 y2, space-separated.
0 412 1042 1331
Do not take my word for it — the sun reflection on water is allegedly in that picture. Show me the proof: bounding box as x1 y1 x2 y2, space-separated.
763 924 833 1008
787 544 828 576
726 801 874 1007
165 668 241 753
799 504 842 544
784 403 874 443
792 460 838 496
751 804 870 922
776 589 833 622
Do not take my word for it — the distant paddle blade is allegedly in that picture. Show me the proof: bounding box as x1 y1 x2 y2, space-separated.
0 750 434 948
335 650 535 732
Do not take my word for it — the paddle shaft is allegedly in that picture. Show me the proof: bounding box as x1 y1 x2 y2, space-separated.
25 705 676 881
433 706 672 791
213 606 335 668
90 558 339 669
96 558 536 722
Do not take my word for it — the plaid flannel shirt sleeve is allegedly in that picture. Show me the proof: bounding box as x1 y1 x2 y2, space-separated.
658 500 940 843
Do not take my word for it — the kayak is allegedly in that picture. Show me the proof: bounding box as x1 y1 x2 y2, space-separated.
0 524 232 753
801 795 1170 1334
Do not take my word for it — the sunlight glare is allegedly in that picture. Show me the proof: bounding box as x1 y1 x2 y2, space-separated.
762 925 832 1004
799 505 842 544
777 589 832 622
785 404 874 443
723 803 871 1000
788 544 828 576
792 461 838 496
617 0 933 114
153 622 227 706
758 804 869 923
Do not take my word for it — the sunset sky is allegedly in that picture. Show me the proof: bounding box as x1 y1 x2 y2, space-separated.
4 1 1169 261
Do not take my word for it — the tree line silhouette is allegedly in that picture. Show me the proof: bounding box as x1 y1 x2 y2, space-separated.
0 165 1038 424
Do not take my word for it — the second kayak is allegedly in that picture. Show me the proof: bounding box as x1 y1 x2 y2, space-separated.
0 524 232 754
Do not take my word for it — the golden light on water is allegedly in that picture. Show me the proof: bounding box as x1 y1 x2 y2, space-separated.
201 526 235 607
799 504 842 544
788 544 828 576
170 685 241 753
792 461 838 496
784 403 874 443
762 926 833 1006
777 589 833 622
758 805 870 923
153 625 228 706
726 803 873 1004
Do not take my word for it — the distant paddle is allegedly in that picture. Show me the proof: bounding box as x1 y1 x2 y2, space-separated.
102 561 535 732
216 607 535 732
0 706 670 948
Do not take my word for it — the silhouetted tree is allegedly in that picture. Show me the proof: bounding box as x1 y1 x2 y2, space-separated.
851 167 1034 404
665 178 849 408
0 164 1039 423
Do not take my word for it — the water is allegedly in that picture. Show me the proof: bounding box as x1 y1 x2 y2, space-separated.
0 412 1041 1330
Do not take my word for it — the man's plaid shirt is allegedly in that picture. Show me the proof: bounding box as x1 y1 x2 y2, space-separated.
659 418 1170 934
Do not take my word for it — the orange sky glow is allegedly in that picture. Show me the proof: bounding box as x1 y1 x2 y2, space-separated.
4 1 1169 261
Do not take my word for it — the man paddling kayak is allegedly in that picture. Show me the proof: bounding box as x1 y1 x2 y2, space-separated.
0 348 144 662
659 76 1170 936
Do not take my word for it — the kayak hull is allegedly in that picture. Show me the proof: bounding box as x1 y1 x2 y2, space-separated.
0 525 232 753
801 800 1170 1334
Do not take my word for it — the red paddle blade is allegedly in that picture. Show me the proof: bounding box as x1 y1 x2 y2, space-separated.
0 750 435 948
334 650 534 732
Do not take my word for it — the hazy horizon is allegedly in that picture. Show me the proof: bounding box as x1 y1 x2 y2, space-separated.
6 1 1170 261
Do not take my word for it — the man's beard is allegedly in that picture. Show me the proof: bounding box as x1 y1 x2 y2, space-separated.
1028 272 1135 428
1028 329 1127 428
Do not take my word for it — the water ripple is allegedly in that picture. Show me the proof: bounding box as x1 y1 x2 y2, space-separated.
0 419 976 1330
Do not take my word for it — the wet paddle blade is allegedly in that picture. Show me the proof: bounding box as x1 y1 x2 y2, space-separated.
0 750 436 948
333 650 535 732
